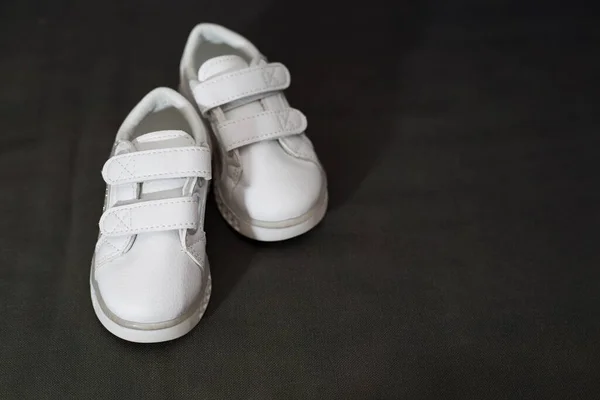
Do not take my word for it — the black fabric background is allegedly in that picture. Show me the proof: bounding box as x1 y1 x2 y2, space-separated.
1 0 599 399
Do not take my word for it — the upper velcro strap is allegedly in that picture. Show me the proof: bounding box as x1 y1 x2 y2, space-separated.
102 147 211 185
99 197 199 237
193 63 290 114
216 108 307 151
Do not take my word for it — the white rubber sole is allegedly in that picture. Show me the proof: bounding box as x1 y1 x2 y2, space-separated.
90 267 211 343
214 185 328 242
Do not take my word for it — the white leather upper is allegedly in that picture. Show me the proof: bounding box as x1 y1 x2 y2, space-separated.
95 231 203 324
92 88 210 325
180 24 326 223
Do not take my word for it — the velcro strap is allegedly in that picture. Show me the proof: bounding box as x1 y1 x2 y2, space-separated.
193 63 290 114
102 147 211 185
99 197 199 237
216 108 307 151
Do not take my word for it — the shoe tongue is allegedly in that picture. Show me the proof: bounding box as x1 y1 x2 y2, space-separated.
198 55 265 120
131 130 195 199
133 130 194 150
198 55 249 81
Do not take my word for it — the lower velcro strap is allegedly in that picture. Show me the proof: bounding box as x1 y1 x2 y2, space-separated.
99 197 199 237
216 108 307 151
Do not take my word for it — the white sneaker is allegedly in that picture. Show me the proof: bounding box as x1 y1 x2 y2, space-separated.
179 23 328 242
90 88 212 343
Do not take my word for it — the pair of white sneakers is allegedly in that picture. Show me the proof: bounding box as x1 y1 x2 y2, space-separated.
90 24 328 343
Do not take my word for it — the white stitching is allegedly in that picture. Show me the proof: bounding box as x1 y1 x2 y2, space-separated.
109 170 211 183
199 63 286 87
199 55 241 79
105 147 211 183
108 147 210 162
108 222 196 235
95 237 122 266
116 211 130 232
107 198 197 212
218 111 306 150
101 198 198 235
217 109 298 128
114 156 134 180
195 64 290 110
226 129 300 150
200 84 287 110
137 132 188 141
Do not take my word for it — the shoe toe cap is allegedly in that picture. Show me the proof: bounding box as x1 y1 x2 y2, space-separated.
94 233 204 325
238 157 324 223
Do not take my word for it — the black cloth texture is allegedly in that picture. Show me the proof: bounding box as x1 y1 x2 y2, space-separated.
1 0 598 399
